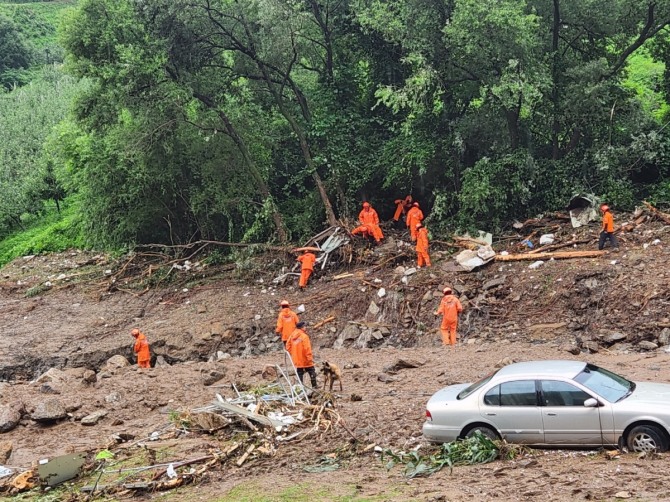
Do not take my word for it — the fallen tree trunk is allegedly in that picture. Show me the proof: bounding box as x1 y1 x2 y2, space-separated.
643 201 670 224
527 238 591 254
495 250 606 262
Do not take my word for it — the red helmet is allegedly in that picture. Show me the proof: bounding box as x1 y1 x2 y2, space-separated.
600 204 609 212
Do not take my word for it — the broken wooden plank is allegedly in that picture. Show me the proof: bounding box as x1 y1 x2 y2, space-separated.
236 445 256 467
214 395 284 429
313 315 335 329
333 273 354 280
495 250 606 261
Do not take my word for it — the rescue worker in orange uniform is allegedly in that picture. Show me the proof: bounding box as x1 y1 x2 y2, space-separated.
131 328 151 368
598 204 619 250
286 321 317 387
352 202 384 243
406 202 424 242
297 249 316 289
434 287 463 348
393 195 413 222
415 223 431 268
275 300 299 347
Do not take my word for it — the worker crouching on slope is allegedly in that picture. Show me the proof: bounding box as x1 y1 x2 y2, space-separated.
406 202 424 242
352 202 384 243
297 249 316 289
434 288 463 349
287 321 317 388
415 223 431 268
598 204 619 251
275 300 299 347
131 328 151 368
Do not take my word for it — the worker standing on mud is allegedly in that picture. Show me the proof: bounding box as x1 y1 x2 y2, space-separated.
406 202 424 242
598 204 619 251
275 300 299 347
393 195 413 223
297 249 316 289
434 288 463 349
415 223 431 268
131 328 151 368
286 321 317 388
352 202 384 243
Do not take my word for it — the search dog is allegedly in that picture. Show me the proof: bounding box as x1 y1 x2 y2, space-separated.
322 361 343 391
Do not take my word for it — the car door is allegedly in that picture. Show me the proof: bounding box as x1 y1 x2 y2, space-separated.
480 380 544 444
539 379 606 445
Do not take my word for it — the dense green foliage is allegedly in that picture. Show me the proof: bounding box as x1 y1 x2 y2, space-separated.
2 0 670 257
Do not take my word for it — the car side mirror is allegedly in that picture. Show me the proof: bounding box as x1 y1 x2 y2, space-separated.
584 398 599 408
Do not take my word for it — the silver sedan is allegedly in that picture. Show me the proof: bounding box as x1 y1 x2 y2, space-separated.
423 360 670 452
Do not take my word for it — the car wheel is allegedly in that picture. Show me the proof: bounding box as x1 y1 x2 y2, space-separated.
626 425 668 453
464 425 500 441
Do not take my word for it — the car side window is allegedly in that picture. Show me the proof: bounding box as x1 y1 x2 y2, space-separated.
499 380 538 406
484 385 500 406
541 380 591 407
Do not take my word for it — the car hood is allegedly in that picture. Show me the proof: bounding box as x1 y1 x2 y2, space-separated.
426 383 470 406
622 382 670 404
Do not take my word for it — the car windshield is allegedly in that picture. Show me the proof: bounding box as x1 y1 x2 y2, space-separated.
457 371 497 400
573 363 635 402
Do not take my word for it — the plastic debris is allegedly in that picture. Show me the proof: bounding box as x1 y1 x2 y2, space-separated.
528 261 545 269
539 234 555 245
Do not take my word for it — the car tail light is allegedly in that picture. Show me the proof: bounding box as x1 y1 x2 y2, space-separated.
425 409 432 421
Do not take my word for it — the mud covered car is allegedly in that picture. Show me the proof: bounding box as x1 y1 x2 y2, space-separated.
423 360 670 452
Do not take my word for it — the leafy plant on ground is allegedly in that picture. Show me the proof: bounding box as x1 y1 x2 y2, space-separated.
382 432 526 478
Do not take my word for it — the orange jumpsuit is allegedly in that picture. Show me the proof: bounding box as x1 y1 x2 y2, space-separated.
297 252 316 288
602 211 614 232
357 207 384 242
286 328 314 368
436 294 463 346
406 207 424 241
275 308 299 343
133 332 151 368
393 196 412 221
416 226 431 267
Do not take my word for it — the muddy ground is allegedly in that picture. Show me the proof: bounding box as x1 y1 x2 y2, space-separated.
1 217 670 501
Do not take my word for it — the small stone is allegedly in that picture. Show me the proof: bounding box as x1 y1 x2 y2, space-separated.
217 351 230 360
202 370 225 386
377 374 398 383
31 399 67 422
0 440 12 463
98 372 112 379
33 368 69 385
367 301 380 316
404 268 417 276
82 370 97 384
638 340 658 351
350 394 363 402
81 410 107 426
494 357 515 368
563 344 581 355
658 328 670 347
372 331 384 340
0 403 23 433
262 365 278 380
393 266 406 275
197 305 207 314
581 341 599 353
482 277 506 290
105 392 122 404
603 332 627 344
112 419 124 426
39 384 61 395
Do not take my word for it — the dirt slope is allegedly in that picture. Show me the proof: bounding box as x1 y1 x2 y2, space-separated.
0 219 669 500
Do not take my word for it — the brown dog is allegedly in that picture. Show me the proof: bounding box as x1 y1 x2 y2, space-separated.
322 361 343 391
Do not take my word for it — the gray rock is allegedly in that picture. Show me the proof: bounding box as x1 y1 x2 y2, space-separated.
563 344 581 355
603 332 627 344
202 370 225 386
155 355 170 367
377 374 398 383
421 291 434 303
33 368 69 385
383 358 426 374
404 267 417 276
333 325 361 349
354 330 374 349
106 355 130 371
82 370 97 384
367 301 380 316
638 341 658 351
0 403 23 433
98 372 112 379
0 440 12 463
393 266 406 275
379 327 391 336
658 328 670 347
39 383 61 395
581 341 599 353
31 399 67 422
372 331 384 340
81 410 107 426
105 392 122 404
482 277 506 290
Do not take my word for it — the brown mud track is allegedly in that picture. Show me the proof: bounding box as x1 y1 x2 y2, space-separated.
0 222 669 500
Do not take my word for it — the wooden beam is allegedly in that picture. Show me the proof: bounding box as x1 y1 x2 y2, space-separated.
495 250 606 262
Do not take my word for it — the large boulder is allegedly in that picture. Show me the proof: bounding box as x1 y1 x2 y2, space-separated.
0 403 23 433
333 325 361 350
106 355 130 371
33 368 69 386
31 399 67 423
